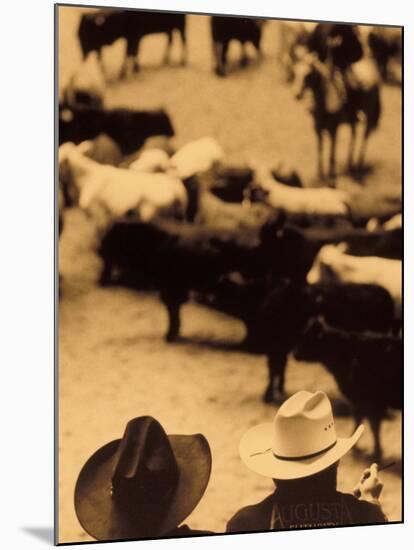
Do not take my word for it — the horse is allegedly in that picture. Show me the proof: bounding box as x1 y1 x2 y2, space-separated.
293 54 381 180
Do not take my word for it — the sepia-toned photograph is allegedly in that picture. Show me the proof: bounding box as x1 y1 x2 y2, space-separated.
57 3 403 544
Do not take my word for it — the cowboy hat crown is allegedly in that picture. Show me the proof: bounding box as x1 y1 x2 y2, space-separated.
111 417 180 516
273 391 337 459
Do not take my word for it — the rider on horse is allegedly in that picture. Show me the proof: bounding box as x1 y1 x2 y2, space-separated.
307 24 363 112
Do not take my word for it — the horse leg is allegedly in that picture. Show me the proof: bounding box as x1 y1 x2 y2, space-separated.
132 38 141 73
328 127 337 179
347 123 356 173
357 126 370 172
316 129 324 180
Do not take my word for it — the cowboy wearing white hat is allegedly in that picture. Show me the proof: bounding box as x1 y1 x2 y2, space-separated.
227 391 387 532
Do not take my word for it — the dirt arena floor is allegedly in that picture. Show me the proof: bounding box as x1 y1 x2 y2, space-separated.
58 7 402 543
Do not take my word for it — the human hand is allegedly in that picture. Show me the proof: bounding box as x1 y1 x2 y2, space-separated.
353 463 384 502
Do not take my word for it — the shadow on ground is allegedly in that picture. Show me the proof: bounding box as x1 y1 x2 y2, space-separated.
22 527 54 545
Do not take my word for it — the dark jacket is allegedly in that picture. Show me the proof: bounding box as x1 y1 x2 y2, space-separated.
227 490 387 532
308 24 363 70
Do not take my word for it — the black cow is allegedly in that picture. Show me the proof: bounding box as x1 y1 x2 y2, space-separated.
78 10 187 77
98 212 285 341
294 318 402 459
345 227 402 260
211 16 264 76
297 223 402 260
207 164 302 203
209 165 254 203
204 277 396 403
262 221 402 289
271 164 303 188
58 105 174 155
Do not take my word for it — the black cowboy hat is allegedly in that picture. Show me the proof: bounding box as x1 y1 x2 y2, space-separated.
74 416 212 541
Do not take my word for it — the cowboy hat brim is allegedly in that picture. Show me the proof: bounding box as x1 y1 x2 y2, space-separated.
74 433 211 541
240 423 364 480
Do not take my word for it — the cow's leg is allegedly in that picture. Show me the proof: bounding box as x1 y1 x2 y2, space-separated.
220 41 229 75
353 407 364 433
120 37 140 78
213 42 226 76
161 289 187 342
95 48 106 79
99 260 113 286
369 415 383 461
163 31 173 65
243 321 260 352
179 27 187 65
120 58 131 79
328 127 337 179
263 352 287 403
240 41 249 67
350 407 364 453
253 37 262 60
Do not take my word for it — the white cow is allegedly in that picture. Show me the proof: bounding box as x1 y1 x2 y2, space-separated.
129 149 172 173
170 137 224 179
366 213 402 232
253 168 350 216
383 213 402 231
307 243 402 316
58 143 188 229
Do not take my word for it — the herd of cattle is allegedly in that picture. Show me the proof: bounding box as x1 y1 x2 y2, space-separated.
63 10 402 94
58 10 402 461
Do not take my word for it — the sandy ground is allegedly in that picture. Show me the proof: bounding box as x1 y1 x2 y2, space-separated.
57 7 402 543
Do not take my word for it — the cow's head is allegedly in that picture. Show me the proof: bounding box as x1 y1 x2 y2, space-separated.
293 317 326 362
152 109 175 138
58 143 79 208
307 243 347 284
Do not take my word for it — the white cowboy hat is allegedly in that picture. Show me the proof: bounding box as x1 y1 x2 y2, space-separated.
240 390 364 480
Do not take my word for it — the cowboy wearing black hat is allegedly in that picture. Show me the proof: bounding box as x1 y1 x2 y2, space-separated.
74 416 213 541
227 391 388 532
